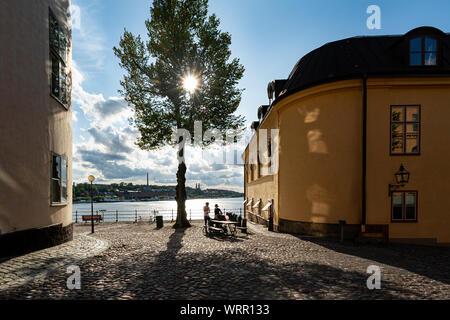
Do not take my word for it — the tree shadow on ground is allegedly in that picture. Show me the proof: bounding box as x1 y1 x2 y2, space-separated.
0 228 433 300
1 224 445 300
291 236 450 285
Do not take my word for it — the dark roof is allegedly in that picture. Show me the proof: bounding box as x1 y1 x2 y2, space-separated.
271 27 450 106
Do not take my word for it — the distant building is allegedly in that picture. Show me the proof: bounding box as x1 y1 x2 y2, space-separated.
0 0 73 257
244 27 450 246
120 190 176 200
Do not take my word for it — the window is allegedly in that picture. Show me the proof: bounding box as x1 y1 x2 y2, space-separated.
257 157 262 178
267 131 272 174
410 37 437 66
391 191 417 222
51 153 68 204
268 136 272 158
49 9 68 107
391 105 420 155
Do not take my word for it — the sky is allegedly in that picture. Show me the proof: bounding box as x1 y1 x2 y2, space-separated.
70 0 450 190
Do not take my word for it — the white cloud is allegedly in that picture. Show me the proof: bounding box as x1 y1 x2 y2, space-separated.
72 61 132 129
72 110 78 122
71 0 106 69
71 62 244 190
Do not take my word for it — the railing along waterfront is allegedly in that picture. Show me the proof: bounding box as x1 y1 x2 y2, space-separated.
73 208 244 223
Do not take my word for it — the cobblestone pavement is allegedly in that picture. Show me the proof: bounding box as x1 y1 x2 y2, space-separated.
0 221 449 300
0 233 108 292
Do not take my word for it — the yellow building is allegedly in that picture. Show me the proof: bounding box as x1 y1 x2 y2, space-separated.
0 0 73 257
244 27 450 246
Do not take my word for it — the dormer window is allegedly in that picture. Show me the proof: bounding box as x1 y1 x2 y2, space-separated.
409 36 437 66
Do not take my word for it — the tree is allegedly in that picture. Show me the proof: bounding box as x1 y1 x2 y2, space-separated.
114 0 245 228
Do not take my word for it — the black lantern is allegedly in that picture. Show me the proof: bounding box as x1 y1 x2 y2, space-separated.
394 164 410 185
389 164 410 196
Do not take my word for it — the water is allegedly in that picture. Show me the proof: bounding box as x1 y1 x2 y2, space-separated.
72 197 244 222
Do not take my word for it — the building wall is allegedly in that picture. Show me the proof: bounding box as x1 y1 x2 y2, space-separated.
366 77 450 244
244 113 279 226
276 80 363 229
0 0 72 241
245 77 450 245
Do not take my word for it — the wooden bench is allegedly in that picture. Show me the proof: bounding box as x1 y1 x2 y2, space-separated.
82 215 103 222
208 226 224 232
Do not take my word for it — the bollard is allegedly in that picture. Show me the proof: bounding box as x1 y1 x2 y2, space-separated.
156 215 163 228
135 209 137 223
75 210 78 223
268 217 274 232
116 210 118 223
242 218 248 234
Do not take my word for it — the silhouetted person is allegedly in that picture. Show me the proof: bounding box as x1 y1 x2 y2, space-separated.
203 202 211 226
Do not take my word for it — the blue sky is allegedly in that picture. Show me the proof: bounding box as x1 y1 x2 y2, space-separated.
71 0 450 190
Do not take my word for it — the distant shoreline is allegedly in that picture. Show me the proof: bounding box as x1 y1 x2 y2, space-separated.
73 196 243 204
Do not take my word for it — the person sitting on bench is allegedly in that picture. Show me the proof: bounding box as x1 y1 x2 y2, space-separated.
214 204 226 221
214 204 228 233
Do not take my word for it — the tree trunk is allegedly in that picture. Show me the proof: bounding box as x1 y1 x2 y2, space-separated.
173 125 191 231
173 162 191 228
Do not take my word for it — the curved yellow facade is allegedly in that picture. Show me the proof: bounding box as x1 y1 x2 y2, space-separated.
245 77 450 245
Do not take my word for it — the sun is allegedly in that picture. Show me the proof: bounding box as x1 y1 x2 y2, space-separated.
182 75 198 94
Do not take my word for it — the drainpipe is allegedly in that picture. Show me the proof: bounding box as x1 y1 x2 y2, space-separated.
243 151 247 221
362 74 368 232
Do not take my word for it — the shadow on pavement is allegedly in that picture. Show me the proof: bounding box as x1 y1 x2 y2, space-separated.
292 235 450 285
0 225 442 300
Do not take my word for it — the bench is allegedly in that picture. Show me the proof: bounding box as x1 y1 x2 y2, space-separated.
82 215 103 222
208 226 224 232
234 220 248 234
235 226 248 235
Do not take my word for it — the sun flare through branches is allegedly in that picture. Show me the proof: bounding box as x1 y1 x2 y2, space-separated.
182 74 199 94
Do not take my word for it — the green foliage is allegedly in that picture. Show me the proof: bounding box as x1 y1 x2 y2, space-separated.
113 0 245 150
72 182 243 202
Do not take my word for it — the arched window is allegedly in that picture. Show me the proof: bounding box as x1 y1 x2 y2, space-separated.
410 36 437 66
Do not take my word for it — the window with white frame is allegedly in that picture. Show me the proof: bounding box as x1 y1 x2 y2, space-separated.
51 153 68 204
391 105 420 155
49 9 68 107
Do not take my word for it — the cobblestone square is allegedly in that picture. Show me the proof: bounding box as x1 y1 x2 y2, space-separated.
0 222 449 300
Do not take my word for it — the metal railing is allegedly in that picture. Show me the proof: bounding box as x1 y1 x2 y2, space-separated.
73 207 244 223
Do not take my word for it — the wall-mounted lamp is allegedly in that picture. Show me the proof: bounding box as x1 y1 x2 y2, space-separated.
388 164 410 196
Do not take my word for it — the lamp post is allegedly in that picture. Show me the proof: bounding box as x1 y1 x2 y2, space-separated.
88 175 95 233
388 164 410 196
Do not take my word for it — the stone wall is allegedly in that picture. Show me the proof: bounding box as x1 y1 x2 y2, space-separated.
0 223 73 258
